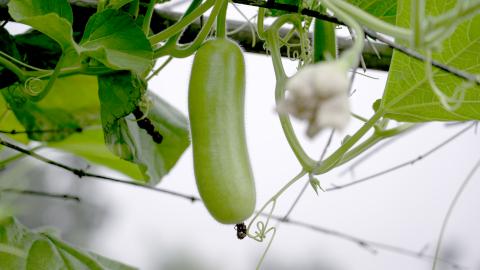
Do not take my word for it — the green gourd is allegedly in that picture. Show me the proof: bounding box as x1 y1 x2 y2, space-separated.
188 38 256 224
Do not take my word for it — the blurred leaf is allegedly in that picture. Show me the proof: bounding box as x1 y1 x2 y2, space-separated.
26 239 64 270
80 9 153 75
0 217 137 270
382 0 480 121
0 217 37 270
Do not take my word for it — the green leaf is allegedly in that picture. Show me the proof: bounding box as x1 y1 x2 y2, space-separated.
0 217 138 270
26 240 64 270
89 253 137 270
0 217 37 270
7 0 73 23
347 0 397 24
80 9 153 75
106 0 135 9
1 84 82 142
7 0 78 53
98 71 145 130
48 128 144 180
382 0 480 122
104 93 190 185
38 74 144 179
0 73 144 180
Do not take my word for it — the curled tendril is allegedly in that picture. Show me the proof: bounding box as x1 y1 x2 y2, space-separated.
291 50 300 61
229 4 257 47
286 46 292 60
244 171 306 269
246 200 277 270
23 77 45 97
426 50 473 111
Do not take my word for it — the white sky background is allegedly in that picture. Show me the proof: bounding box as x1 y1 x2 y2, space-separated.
3 2 480 270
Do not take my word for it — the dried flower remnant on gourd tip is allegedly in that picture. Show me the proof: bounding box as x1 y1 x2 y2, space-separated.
277 61 351 138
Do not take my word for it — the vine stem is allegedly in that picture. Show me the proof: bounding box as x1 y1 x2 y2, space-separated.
364 29 480 85
432 156 480 270
146 56 173 81
256 8 266 40
264 15 317 170
0 188 80 202
0 139 200 203
246 170 307 269
216 0 228 38
328 122 474 191
142 0 157 35
154 0 225 58
335 123 416 168
0 145 44 168
0 138 468 268
321 0 364 69
313 109 384 174
152 0 202 58
247 169 307 270
149 0 215 44
328 0 412 41
0 53 26 81
30 53 66 101
247 170 307 237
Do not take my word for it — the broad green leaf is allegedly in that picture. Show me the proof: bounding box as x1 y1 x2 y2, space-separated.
80 9 153 75
347 0 397 24
7 0 78 53
382 0 480 122
0 75 99 142
104 93 190 185
0 73 144 180
0 217 138 270
7 0 73 22
98 72 145 130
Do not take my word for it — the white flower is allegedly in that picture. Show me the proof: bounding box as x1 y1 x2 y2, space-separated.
277 61 351 138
